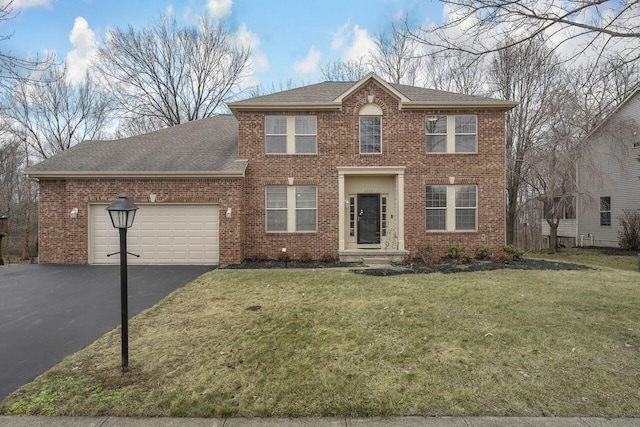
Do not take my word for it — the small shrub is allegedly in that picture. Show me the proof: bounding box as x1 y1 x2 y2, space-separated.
319 251 336 263
502 245 524 261
446 245 466 260
298 251 313 263
253 252 269 262
475 246 492 260
494 252 513 263
417 244 441 267
618 209 640 251
276 251 290 263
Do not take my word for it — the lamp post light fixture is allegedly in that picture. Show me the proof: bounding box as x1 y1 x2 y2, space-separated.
106 194 139 372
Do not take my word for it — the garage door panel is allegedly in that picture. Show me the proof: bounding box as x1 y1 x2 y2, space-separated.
90 204 219 265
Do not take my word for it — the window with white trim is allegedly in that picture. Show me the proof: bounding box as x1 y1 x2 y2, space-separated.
360 116 381 153
426 115 477 153
600 196 611 226
426 185 477 231
266 186 317 232
265 116 317 154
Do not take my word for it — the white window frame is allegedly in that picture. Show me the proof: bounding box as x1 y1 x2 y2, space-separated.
600 196 611 226
359 116 382 154
426 115 477 154
426 185 477 232
265 116 317 155
266 185 317 232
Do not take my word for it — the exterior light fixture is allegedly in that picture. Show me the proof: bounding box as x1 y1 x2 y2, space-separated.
106 194 139 373
70 207 78 218
226 207 232 218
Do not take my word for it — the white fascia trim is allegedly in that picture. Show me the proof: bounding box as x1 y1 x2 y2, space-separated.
337 166 406 176
24 170 246 179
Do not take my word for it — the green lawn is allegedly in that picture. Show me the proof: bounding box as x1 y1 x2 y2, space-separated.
1 266 639 418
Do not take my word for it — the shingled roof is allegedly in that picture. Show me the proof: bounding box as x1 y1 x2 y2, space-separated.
228 73 517 112
26 115 247 178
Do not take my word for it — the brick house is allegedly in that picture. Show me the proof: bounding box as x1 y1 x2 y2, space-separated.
26 73 516 265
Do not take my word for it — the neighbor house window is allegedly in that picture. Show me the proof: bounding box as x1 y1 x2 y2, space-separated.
426 185 477 231
266 185 317 232
426 115 477 153
265 116 317 154
600 196 611 226
360 116 381 153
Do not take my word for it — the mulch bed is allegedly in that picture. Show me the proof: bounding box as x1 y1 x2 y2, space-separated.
354 258 593 276
223 258 593 276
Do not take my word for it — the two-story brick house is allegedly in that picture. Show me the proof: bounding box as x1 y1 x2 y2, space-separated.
26 73 516 265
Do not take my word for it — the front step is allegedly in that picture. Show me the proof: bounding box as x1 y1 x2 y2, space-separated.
339 250 409 263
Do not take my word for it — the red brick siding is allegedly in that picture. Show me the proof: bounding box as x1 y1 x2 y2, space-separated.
38 178 245 264
239 80 507 259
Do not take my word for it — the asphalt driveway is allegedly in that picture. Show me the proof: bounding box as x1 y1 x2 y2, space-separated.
0 264 213 401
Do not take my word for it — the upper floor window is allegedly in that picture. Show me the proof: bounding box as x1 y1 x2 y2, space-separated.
600 196 611 226
426 184 477 231
359 103 383 154
266 185 317 232
360 116 381 154
265 116 317 154
426 115 477 153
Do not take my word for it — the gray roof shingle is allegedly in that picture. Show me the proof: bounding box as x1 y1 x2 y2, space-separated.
26 115 246 177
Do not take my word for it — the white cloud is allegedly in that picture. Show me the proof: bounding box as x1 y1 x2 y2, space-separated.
235 23 269 73
65 16 98 84
207 0 232 19
341 25 376 62
331 20 351 51
12 0 50 9
293 46 322 74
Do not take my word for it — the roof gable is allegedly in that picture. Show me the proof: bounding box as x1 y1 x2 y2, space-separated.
333 72 410 105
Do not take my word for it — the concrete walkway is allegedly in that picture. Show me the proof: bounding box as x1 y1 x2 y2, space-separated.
0 417 639 426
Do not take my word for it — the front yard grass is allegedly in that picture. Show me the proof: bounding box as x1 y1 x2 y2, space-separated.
528 248 638 271
2 267 639 418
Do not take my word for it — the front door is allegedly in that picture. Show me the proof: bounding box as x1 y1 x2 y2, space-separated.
357 194 380 244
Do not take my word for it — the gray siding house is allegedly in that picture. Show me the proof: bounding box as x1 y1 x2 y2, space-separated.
576 89 640 247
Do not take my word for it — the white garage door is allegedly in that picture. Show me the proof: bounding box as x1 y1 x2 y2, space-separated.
90 204 219 265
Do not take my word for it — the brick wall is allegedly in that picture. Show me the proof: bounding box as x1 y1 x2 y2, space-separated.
238 80 508 259
38 178 245 264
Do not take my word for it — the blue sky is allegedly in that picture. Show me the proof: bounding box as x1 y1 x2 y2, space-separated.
1 0 442 88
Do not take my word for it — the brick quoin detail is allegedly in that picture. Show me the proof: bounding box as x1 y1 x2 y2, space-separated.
38 178 245 264
239 80 508 260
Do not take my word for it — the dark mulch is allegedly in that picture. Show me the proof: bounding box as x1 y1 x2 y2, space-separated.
223 259 357 269
223 258 592 276
354 258 593 276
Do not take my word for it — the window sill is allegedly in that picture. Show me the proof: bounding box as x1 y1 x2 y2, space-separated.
425 230 479 234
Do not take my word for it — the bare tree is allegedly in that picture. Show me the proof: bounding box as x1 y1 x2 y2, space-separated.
422 50 487 95
93 16 250 133
1 64 112 159
406 0 640 67
0 1 53 86
487 37 564 245
370 29 422 85
319 58 371 81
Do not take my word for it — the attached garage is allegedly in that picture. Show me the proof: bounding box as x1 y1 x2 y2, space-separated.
90 204 220 265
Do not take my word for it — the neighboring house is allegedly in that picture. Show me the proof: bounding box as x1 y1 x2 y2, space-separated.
576 89 640 247
26 73 516 265
541 197 577 246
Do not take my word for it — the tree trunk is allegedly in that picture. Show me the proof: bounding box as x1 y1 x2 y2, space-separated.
506 190 518 245
548 223 559 254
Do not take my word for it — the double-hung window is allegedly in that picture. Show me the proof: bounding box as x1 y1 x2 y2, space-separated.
265 116 317 154
426 115 477 153
266 186 317 232
426 185 477 231
360 116 381 153
600 196 611 226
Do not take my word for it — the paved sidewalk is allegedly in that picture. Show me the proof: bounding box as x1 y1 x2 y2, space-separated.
1 417 639 426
